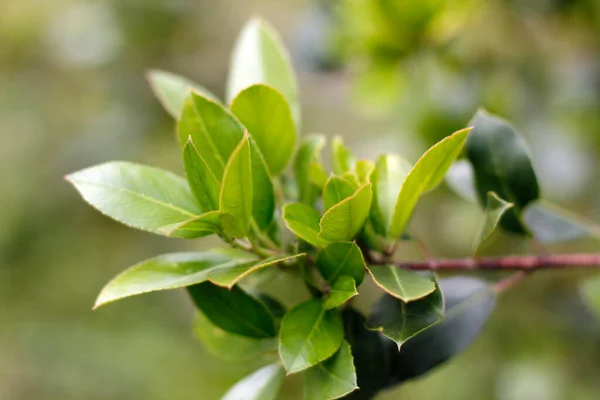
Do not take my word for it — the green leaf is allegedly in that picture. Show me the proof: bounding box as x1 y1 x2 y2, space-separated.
93 250 256 308
222 363 284 400
248 137 276 230
283 203 330 247
355 160 375 184
581 276 600 319
303 341 358 400
386 277 496 385
389 128 470 238
220 135 253 238
308 161 329 188
193 311 277 362
445 160 478 203
365 284 444 349
473 192 514 254
316 242 366 285
367 266 436 302
340 172 360 189
183 138 220 212
323 176 355 211
323 276 358 310
227 18 300 128
465 109 540 233
161 210 221 239
370 155 412 235
331 136 356 175
230 84 297 175
294 135 327 205
523 201 600 244
207 254 306 289
319 183 373 242
188 282 276 338
279 299 344 373
66 161 203 236
146 70 219 118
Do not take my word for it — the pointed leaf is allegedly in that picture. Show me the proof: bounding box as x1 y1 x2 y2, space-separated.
581 276 600 319
161 210 221 239
389 128 470 238
66 162 202 236
367 266 436 302
279 299 344 373
473 192 514 254
188 282 276 338
227 18 300 127
323 176 355 211
317 242 366 285
183 138 220 211
523 201 600 244
371 155 412 235
319 183 373 242
331 136 356 175
303 341 358 400
323 276 358 310
294 135 326 205
222 363 284 400
283 203 330 247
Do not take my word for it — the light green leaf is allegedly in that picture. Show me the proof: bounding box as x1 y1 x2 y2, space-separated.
316 242 366 285
319 183 373 242
227 18 300 127
308 161 328 188
523 201 600 244
183 138 220 212
323 276 358 310
279 299 344 373
331 136 356 175
66 161 202 236
355 160 375 184
93 250 256 308
230 84 297 175
367 266 436 302
160 210 221 239
366 285 444 349
389 128 470 238
581 276 600 319
207 254 306 289
283 203 330 247
340 172 360 189
371 154 412 235
323 176 355 211
222 363 284 400
220 135 253 238
294 135 327 205
303 341 358 400
146 70 219 118
473 192 513 254
189 282 276 338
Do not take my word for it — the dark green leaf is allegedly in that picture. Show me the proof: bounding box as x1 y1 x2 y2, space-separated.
323 276 358 310
472 192 514 255
323 176 355 211
222 363 284 400
283 203 330 247
183 138 220 212
331 136 356 175
523 201 600 244
319 183 373 242
367 266 436 302
303 341 358 400
316 242 366 285
294 135 326 205
248 137 276 230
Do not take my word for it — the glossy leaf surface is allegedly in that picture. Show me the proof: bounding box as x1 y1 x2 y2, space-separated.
316 242 366 285
222 363 284 400
283 203 330 247
323 176 355 211
367 266 436 302
183 138 220 212
323 276 358 310
161 210 221 239
319 184 372 242
303 341 358 400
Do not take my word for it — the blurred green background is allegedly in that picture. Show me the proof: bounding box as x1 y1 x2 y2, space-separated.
2 0 600 399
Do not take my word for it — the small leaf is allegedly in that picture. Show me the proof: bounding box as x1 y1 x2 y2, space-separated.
283 203 330 247
365 284 444 349
147 70 219 118
472 192 514 254
227 18 300 127
319 183 373 242
222 363 284 400
323 176 355 211
340 172 360 189
94 250 256 308
317 242 366 285
160 210 221 239
303 341 358 400
308 161 328 188
323 276 358 310
466 109 540 233
355 160 375 184
294 135 327 205
183 138 220 211
581 276 600 319
207 254 306 289
367 266 436 302
523 201 600 244
331 136 356 175
230 84 297 175
66 162 202 236
389 128 470 238
220 135 253 238
279 299 344 373
188 282 276 338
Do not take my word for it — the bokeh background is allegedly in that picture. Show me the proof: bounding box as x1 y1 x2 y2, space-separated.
2 0 600 399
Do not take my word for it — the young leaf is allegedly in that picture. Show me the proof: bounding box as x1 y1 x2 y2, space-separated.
316 242 366 285
279 299 344 373
389 128 470 239
323 276 358 310
146 70 219 118
94 250 256 309
183 138 220 212
365 285 444 349
340 172 360 189
472 192 514 255
308 162 329 188
283 203 330 248
466 109 540 233
355 160 375 184
581 276 600 319
294 135 327 205
303 341 358 400
230 84 297 175
323 176 355 211
160 210 221 239
226 18 300 127
188 282 276 338
207 254 306 289
219 135 253 238
222 363 284 400
367 266 436 302
370 155 412 235
331 136 356 175
523 201 600 244
66 162 203 236
319 183 373 242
